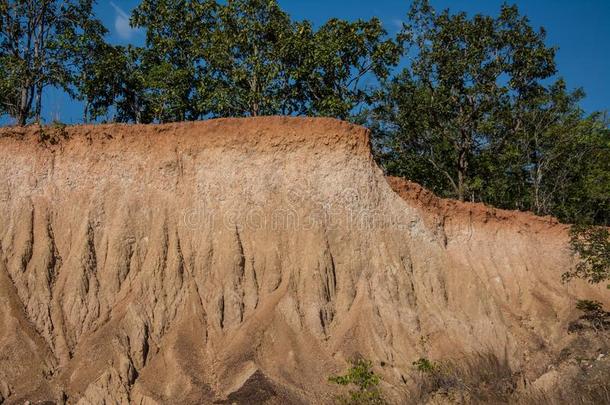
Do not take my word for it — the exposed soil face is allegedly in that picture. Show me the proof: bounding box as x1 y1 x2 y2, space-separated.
0 117 607 404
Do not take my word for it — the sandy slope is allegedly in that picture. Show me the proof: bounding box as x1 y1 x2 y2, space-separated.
0 117 607 404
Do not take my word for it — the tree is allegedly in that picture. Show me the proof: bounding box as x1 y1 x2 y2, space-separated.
475 82 609 221
371 1 609 225
112 46 148 124
510 82 584 215
131 0 303 120
551 116 609 225
329 359 386 405
0 0 107 125
75 44 128 123
128 0 401 121
200 0 401 119
202 0 299 117
131 0 218 123
300 18 401 120
53 1 121 122
373 1 557 201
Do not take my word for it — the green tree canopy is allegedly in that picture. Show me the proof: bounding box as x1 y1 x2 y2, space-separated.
373 0 558 201
0 0 106 125
371 0 609 227
128 0 401 122
54 0 121 122
300 17 401 119
131 0 218 122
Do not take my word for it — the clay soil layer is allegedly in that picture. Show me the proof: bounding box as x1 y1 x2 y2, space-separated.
0 117 607 404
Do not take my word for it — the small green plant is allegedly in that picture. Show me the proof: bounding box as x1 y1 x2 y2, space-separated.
572 299 610 331
576 299 603 313
564 225 610 289
412 357 438 373
329 358 386 404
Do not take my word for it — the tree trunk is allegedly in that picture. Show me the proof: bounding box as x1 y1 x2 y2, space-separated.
17 111 28 126
17 86 31 126
34 5 46 123
83 101 90 124
457 144 468 202
34 84 42 123
532 159 544 215
250 44 260 117
250 71 259 117
455 126 473 202
134 93 141 124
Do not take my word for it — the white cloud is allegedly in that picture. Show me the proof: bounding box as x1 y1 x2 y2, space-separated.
110 1 136 40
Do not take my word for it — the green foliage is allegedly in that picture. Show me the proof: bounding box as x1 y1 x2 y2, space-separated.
329 359 386 405
412 358 438 373
373 0 559 201
565 225 610 287
199 0 300 117
53 1 122 122
371 0 610 227
112 46 148 124
131 0 218 122
570 299 610 332
575 299 604 313
521 113 610 224
128 0 400 122
0 0 105 125
0 59 12 117
302 17 401 119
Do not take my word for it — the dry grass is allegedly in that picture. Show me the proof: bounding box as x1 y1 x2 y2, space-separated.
516 378 610 405
409 352 515 404
406 350 610 405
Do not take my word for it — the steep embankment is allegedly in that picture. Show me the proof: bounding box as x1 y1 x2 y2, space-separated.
0 118 607 404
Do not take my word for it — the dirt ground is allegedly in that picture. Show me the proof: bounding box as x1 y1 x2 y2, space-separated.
0 117 607 404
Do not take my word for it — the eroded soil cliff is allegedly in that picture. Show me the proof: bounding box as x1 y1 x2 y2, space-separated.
0 118 607 404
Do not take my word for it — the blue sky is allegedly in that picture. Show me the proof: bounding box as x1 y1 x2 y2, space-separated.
42 0 610 123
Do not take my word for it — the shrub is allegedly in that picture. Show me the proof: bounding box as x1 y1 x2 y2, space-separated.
412 358 438 373
329 358 386 405
569 299 610 332
564 225 610 288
